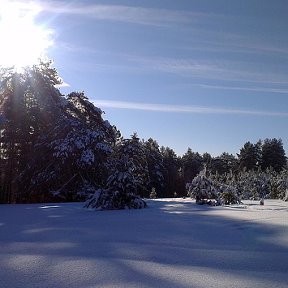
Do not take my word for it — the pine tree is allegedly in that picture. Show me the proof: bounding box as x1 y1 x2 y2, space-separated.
202 152 212 169
187 170 219 205
238 141 261 171
181 148 204 183
210 153 238 176
220 185 241 205
0 61 63 203
271 168 288 200
85 134 148 209
19 91 117 202
144 138 165 197
161 146 183 197
149 187 157 199
261 138 287 172
0 61 118 203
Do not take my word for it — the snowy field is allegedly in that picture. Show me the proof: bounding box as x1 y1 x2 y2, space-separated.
0 199 288 288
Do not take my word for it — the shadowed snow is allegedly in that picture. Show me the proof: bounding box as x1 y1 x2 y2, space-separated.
0 199 287 288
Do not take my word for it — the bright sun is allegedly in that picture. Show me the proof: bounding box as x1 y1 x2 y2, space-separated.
0 1 53 70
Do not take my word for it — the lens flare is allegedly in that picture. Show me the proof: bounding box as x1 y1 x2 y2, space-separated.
0 1 53 70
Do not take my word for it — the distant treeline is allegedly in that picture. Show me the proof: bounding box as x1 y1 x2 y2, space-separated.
0 61 287 205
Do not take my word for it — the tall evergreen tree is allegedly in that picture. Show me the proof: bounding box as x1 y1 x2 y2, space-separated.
210 152 238 175
238 141 261 171
160 146 184 197
118 133 150 198
181 148 203 183
0 61 118 203
261 138 286 172
202 152 212 169
19 91 117 202
0 61 63 203
143 138 165 197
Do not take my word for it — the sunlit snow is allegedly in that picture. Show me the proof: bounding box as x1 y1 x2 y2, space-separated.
0 199 287 288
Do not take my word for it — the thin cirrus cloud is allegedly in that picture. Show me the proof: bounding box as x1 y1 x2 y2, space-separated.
67 51 288 86
21 1 286 90
38 1 200 26
94 100 288 117
38 1 287 56
30 1 287 85
183 37 288 57
123 55 288 85
196 84 288 94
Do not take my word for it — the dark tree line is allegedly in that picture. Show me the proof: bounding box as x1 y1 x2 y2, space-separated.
0 62 117 204
0 62 287 206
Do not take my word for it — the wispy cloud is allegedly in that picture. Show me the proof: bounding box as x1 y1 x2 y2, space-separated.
182 39 288 60
56 45 288 89
195 84 288 94
125 55 288 85
37 1 288 55
37 1 200 27
65 49 288 86
94 100 288 117
19 1 286 88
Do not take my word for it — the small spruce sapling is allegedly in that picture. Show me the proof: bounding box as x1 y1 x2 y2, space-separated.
187 169 219 205
150 187 157 199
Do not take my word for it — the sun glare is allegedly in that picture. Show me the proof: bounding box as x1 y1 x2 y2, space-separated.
0 1 53 70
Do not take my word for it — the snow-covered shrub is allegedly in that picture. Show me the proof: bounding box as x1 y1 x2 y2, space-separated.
284 189 288 202
219 185 242 205
77 181 99 201
187 171 219 205
231 169 269 200
84 188 147 210
150 187 157 199
209 168 288 202
275 169 288 200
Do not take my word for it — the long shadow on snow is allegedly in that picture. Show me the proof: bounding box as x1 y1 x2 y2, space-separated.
0 200 287 287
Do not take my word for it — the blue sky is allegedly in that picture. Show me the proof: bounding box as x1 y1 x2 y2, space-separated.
34 0 288 156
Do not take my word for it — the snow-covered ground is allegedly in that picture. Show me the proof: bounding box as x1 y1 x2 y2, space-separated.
0 199 287 288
